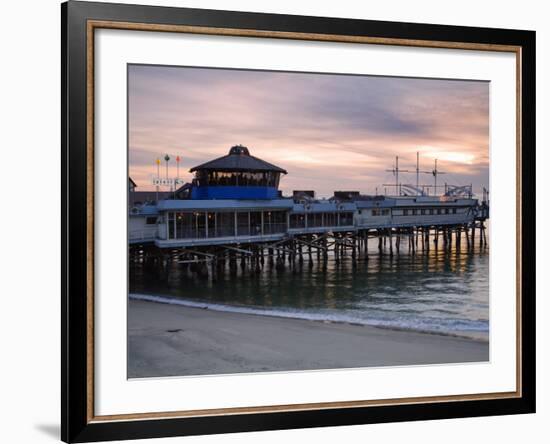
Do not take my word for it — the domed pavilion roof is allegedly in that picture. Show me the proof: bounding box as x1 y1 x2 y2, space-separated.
189 145 287 174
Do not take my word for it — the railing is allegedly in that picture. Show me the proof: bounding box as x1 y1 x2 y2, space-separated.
356 213 475 229
139 211 485 245
212 226 237 238
168 223 287 240
288 224 355 233
237 224 259 237
262 223 287 235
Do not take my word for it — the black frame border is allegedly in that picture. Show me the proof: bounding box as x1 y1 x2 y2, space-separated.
62 1 536 442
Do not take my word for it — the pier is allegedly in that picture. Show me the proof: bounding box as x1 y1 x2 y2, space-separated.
130 221 488 279
129 145 488 278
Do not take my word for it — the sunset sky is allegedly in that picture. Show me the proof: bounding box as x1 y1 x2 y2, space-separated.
128 64 489 197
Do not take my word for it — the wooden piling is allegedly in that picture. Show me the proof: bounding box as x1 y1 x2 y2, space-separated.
396 231 400 254
425 228 430 252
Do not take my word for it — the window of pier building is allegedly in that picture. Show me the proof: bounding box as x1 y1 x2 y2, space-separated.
263 210 287 234
372 209 390 217
339 212 354 226
213 211 236 237
167 210 287 239
325 212 337 227
167 212 206 239
308 212 324 228
289 211 352 229
195 170 281 188
305 212 338 228
235 211 264 236
290 214 306 229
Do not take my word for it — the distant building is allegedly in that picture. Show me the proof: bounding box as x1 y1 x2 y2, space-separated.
129 177 137 193
132 191 173 205
333 191 360 201
292 190 315 203
129 177 137 208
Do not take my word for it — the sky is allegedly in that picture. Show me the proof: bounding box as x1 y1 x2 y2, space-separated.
128 64 489 198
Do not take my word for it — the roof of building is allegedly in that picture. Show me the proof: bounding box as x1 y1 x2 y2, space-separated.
189 145 287 174
292 202 357 213
156 198 294 211
129 204 159 216
355 199 396 208
132 191 173 204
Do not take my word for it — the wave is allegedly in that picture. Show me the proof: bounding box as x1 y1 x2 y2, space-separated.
129 293 488 341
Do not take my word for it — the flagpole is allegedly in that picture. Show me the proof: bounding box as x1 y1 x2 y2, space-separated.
175 155 181 199
164 154 171 193
164 154 170 180
155 158 160 203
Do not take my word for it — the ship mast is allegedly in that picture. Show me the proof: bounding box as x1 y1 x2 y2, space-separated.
385 156 411 196
416 152 419 192
431 158 446 195
412 151 433 196
382 153 447 196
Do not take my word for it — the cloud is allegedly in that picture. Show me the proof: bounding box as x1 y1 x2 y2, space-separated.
128 65 489 197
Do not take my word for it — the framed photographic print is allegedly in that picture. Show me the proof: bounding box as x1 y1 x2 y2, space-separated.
61 1 536 442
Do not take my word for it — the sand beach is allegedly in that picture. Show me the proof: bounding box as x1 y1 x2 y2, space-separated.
128 298 489 378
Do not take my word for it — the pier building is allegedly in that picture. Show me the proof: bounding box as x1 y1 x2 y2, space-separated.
129 145 488 271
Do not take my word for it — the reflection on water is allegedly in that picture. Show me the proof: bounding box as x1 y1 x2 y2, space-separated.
130 238 489 341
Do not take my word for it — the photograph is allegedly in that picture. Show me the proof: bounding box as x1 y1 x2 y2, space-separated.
56 0 537 441
127 64 491 379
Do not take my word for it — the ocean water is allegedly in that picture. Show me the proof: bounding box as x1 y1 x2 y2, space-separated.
129 237 489 341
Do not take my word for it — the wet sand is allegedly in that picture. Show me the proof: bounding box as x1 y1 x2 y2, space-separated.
128 299 489 378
